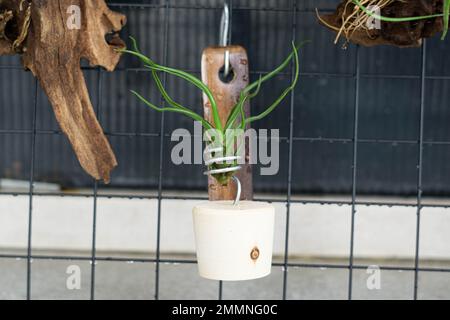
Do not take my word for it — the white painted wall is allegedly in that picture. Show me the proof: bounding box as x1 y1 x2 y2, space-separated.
1 194 449 260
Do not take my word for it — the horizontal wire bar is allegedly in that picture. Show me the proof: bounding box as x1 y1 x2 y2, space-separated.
0 191 449 208
2 63 450 81
0 253 448 273
1 129 450 146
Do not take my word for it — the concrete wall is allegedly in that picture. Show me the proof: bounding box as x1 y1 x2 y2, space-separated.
1 194 450 260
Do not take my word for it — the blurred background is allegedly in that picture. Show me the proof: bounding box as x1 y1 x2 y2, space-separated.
1 0 450 300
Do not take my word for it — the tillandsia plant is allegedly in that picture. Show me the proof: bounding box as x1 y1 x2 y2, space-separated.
120 37 302 186
317 0 450 47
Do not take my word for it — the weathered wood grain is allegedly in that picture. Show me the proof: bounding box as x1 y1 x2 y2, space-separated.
0 0 126 183
201 45 253 201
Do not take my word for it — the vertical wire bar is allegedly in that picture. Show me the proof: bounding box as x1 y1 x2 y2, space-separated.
413 40 426 300
348 45 361 300
218 281 223 300
155 0 170 300
26 78 39 300
282 0 298 300
90 68 103 300
90 180 98 300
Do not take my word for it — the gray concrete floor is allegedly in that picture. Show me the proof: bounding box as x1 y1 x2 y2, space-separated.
1 254 450 300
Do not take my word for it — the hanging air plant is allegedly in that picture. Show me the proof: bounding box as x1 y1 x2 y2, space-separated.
317 0 449 47
120 37 302 186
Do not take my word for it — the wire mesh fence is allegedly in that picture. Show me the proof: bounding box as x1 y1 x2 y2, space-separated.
0 0 450 300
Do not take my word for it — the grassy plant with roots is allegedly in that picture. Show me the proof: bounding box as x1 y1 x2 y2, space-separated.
120 37 304 185
317 0 450 45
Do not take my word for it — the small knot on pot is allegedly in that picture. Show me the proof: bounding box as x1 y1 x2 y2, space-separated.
250 247 260 261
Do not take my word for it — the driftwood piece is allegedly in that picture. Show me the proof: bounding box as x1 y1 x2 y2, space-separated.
319 0 444 47
202 46 253 201
0 0 126 183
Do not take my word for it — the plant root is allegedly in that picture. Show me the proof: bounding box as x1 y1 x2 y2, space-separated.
317 0 444 47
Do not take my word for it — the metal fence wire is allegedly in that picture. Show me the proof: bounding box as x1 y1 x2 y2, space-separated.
0 0 450 300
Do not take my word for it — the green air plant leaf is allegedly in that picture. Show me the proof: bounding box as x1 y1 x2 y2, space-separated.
120 38 304 185
443 0 450 40
351 0 450 40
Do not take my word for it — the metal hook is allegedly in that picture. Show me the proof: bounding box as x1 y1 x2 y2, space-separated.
232 176 241 206
220 3 231 77
219 3 229 47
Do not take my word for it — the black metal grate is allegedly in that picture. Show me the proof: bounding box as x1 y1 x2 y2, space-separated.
0 0 449 300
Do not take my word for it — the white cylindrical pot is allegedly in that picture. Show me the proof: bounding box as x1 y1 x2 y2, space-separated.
193 200 275 281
